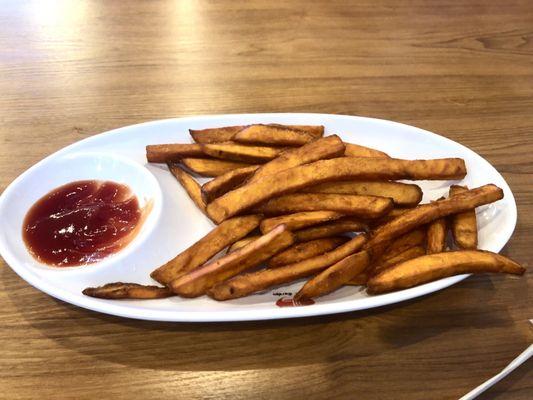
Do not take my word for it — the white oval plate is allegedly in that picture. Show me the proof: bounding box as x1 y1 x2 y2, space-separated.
0 114 517 322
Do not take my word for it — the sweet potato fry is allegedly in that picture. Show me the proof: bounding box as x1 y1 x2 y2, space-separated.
249 135 345 183
181 158 254 177
426 217 447 254
83 283 173 299
305 181 423 207
207 157 467 223
170 225 294 297
346 273 369 286
273 124 324 138
255 193 393 218
380 228 427 262
168 163 206 213
369 207 414 228
146 144 204 163
367 250 525 294
201 165 259 203
294 218 367 242
233 124 315 146
371 245 426 276
260 211 344 234
227 235 261 253
344 143 390 158
268 237 349 267
449 185 478 249
150 215 262 285
364 184 503 250
200 142 285 163
190 126 247 144
294 251 370 300
208 234 367 300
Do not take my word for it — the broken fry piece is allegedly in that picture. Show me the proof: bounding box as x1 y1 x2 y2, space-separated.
260 211 344 234
426 217 447 254
83 283 173 299
449 185 478 249
268 237 349 267
233 124 315 146
146 144 205 163
168 163 206 213
182 158 254 177
200 142 285 163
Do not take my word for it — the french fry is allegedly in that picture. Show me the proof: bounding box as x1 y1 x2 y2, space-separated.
150 215 262 285
255 193 393 218
344 143 390 158
365 184 503 250
294 251 370 300
201 165 259 203
146 144 205 163
449 185 478 249
367 250 525 294
370 245 426 276
305 181 422 207
170 225 294 297
181 158 254 177
380 228 426 262
83 283 173 299
268 237 349 267
227 235 261 253
249 135 345 183
260 211 344 234
208 234 367 300
346 273 369 286
426 217 447 254
233 124 315 146
275 124 324 138
369 207 414 228
207 157 467 223
200 142 285 163
168 163 206 213
294 218 367 242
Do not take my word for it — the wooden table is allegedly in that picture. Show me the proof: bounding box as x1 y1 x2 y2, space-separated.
1 1 531 399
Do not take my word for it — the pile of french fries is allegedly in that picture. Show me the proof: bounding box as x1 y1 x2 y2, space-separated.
83 124 525 302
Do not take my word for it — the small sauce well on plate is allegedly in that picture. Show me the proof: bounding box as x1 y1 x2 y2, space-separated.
23 180 145 267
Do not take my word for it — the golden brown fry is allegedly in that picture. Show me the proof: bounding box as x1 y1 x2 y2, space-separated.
255 193 393 219
272 124 324 138
294 218 367 242
260 211 344 234
146 144 205 163
168 163 206 213
249 135 345 183
305 181 422 207
150 215 262 285
207 157 467 223
426 217 447 254
294 251 370 300
190 126 247 144
181 158 254 177
369 207 414 228
371 245 426 276
233 124 315 146
346 273 369 286
201 165 259 203
449 185 478 249
170 225 294 297
367 250 525 294
208 234 367 300
227 235 261 253
200 142 284 163
380 228 427 262
344 143 390 158
268 237 349 267
364 184 503 250
82 283 173 299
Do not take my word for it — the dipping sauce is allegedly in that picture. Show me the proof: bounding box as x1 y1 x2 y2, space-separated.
23 180 143 267
275 297 315 307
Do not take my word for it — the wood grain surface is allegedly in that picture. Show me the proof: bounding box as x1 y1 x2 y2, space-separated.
0 1 531 399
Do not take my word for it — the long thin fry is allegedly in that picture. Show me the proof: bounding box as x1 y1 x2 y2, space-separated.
201 165 259 203
268 237 349 267
182 158 254 177
200 142 285 163
294 218 367 242
371 245 426 276
83 283 173 299
146 144 204 163
344 143 390 158
227 236 261 253
168 163 206 214
449 185 478 249
233 124 315 146
260 211 344 234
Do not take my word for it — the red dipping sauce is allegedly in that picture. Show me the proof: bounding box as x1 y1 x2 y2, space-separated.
23 180 143 267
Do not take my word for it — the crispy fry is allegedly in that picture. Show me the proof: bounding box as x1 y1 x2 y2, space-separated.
367 250 525 294
255 193 393 218
380 228 427 261
273 124 324 138
146 144 204 163
201 165 259 203
168 163 206 213
181 158 254 177
82 283 173 299
249 135 345 183
449 185 478 249
371 245 426 276
426 217 447 254
150 215 262 285
305 181 422 207
208 234 367 300
207 157 467 223
365 184 503 250
233 124 315 146
346 273 369 286
170 225 294 297
369 207 414 228
227 235 261 253
268 237 349 267
200 142 284 163
344 143 390 158
294 251 370 300
260 211 344 234
294 218 367 242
